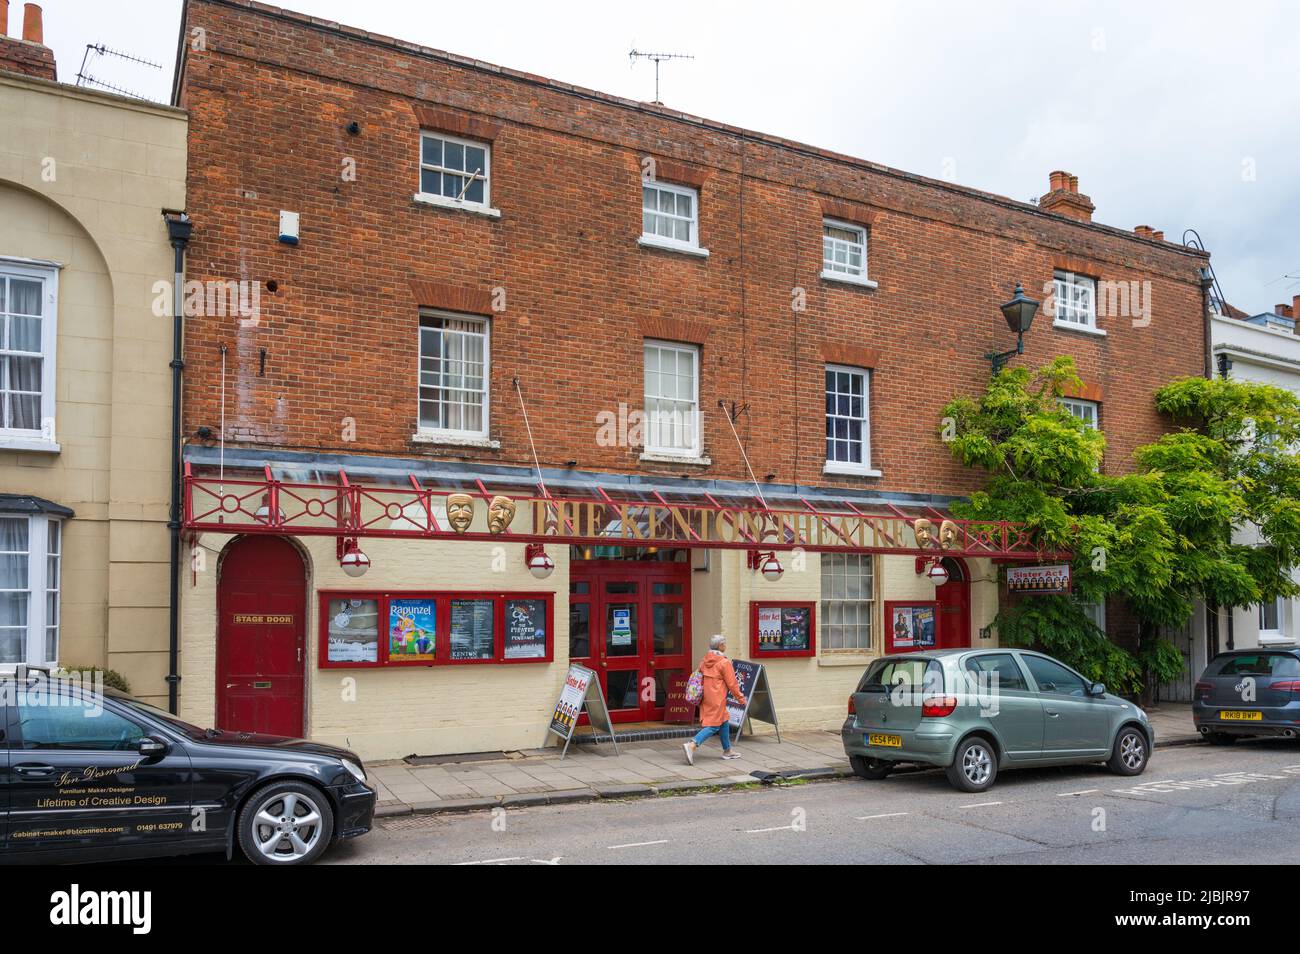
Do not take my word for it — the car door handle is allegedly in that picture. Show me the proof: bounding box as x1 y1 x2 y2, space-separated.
1045 709 1061 717
14 762 56 778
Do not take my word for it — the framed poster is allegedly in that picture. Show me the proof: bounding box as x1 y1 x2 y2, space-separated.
450 598 495 661
885 600 939 653
504 597 550 661
749 601 816 658
325 597 381 666
1006 564 1072 595
388 598 437 663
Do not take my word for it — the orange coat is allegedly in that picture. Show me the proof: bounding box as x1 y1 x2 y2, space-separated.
698 652 745 727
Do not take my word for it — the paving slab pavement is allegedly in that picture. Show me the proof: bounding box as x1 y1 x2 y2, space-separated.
369 705 1202 816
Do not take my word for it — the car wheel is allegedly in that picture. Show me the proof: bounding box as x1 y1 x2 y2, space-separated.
1204 732 1237 746
238 781 334 866
945 737 997 792
1107 727 1149 776
850 755 893 780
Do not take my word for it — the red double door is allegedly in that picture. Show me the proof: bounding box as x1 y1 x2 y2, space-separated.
216 536 306 737
569 561 692 722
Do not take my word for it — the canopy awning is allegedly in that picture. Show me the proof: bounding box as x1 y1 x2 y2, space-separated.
181 452 1068 561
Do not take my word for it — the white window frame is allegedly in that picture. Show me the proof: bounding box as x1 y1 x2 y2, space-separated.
821 218 875 287
1259 597 1284 639
642 339 701 458
639 181 707 257
416 311 491 442
824 364 877 476
1078 598 1106 634
1052 270 1101 333
1058 397 1099 428
0 257 60 452
414 131 496 216
0 514 62 667
820 553 877 652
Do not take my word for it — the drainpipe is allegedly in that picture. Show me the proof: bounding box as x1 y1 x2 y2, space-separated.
1199 267 1215 380
163 211 192 714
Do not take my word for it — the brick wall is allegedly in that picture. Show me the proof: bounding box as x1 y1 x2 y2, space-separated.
177 0 1210 500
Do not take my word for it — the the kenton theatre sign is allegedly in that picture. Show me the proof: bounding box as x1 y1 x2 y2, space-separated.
183 467 1066 559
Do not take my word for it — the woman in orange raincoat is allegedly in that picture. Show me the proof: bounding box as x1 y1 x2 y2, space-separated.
683 634 746 764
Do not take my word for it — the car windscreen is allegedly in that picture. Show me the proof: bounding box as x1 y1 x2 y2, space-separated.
859 657 944 693
109 692 209 739
1210 653 1300 677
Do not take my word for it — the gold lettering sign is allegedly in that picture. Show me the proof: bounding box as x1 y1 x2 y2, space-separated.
232 614 294 625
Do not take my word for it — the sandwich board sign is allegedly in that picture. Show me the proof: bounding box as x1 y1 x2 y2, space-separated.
726 659 781 742
548 663 619 758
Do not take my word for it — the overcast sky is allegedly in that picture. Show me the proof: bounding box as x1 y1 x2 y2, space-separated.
33 0 1300 314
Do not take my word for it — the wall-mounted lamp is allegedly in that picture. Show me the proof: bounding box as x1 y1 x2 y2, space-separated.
986 281 1040 374
1215 353 1233 379
338 538 370 578
747 550 784 582
524 542 555 580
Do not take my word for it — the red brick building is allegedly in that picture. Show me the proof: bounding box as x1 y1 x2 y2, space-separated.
173 0 1211 758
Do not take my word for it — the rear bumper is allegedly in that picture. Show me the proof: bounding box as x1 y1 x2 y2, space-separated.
841 718 957 766
1192 702 1300 737
332 781 377 839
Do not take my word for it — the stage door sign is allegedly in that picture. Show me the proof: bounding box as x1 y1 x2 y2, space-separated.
726 660 782 742
548 663 619 758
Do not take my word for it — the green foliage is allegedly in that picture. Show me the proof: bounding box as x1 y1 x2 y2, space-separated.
942 360 1300 698
58 666 132 693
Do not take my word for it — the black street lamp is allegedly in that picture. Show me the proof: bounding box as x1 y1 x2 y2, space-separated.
987 282 1040 374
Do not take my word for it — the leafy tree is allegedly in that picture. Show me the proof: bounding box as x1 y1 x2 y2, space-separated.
940 357 1300 700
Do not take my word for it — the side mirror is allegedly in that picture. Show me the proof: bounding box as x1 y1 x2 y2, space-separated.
138 736 168 757
1089 682 1106 697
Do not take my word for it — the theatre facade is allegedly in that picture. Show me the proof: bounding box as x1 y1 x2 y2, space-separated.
172 0 1212 760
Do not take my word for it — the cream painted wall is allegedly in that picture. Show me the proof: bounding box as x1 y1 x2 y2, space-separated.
182 530 570 761
0 74 186 705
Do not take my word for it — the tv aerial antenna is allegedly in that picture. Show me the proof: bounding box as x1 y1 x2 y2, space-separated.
629 47 693 104
75 43 163 100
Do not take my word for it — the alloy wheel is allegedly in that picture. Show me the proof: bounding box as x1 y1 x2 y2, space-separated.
1120 732 1145 770
963 744 992 786
252 791 325 862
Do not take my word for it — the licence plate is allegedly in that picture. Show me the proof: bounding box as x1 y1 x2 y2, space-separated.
868 733 902 747
1219 710 1263 721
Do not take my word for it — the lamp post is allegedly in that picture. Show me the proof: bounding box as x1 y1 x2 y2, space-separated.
986 282 1040 374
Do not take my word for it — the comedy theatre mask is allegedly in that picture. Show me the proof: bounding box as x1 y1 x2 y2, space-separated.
446 494 475 534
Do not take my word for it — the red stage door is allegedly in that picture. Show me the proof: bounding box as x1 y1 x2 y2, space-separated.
936 557 972 649
216 536 306 737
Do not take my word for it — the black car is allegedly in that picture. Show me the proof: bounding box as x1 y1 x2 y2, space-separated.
1 674 375 865
1193 648 1300 744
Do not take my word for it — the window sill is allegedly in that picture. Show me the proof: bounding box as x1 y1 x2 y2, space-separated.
411 431 501 450
820 270 878 289
1259 634 1296 646
1052 319 1107 337
639 450 711 467
412 193 501 219
824 462 882 478
817 653 877 668
0 435 60 453
637 235 710 258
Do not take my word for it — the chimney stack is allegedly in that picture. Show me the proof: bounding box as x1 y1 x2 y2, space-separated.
0 1 56 81
1134 225 1154 238
21 1 40 43
1039 170 1095 223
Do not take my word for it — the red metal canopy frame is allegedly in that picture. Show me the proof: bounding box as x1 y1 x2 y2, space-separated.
181 463 1071 561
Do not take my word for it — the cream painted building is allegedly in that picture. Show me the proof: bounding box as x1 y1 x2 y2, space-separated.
0 17 187 705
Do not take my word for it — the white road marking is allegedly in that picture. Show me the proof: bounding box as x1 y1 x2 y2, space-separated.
746 824 797 833
1057 789 1099 797
454 856 523 865
959 801 1003 809
855 812 910 820
608 840 669 849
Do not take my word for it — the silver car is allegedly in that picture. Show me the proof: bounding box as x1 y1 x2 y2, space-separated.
841 649 1154 792
1193 649 1300 743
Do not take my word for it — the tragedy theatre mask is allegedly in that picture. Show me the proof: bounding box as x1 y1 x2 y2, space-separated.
913 518 936 548
487 495 517 534
446 494 474 534
939 519 959 549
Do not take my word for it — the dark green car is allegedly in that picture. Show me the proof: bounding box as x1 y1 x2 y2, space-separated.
841 649 1153 792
